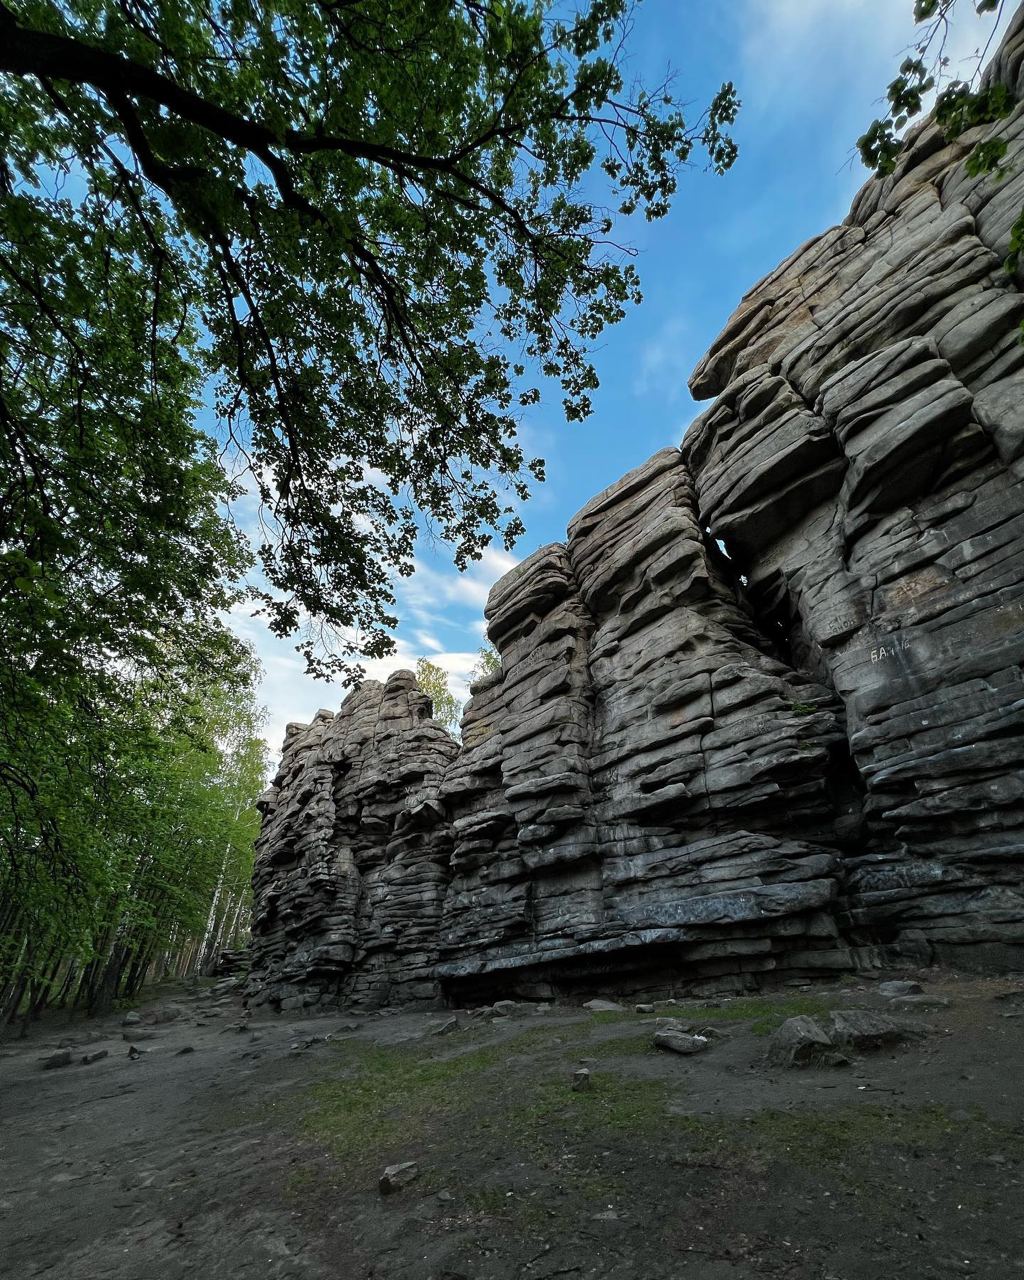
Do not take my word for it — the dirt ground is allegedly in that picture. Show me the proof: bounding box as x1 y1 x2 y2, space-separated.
1 971 1023 1280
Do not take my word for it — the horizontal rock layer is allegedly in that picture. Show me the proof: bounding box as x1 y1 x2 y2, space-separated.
248 11 1024 1010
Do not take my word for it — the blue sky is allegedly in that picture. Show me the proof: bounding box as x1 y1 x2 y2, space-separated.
230 0 1012 753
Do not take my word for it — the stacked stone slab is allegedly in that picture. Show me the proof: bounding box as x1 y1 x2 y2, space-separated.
682 9 1024 969
247 9 1024 1009
436 448 854 1000
249 674 457 1009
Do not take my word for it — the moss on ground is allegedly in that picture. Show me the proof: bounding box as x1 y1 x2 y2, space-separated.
303 1018 664 1162
671 1102 963 1165
301 993 1024 1186
297 1008 1024 1244
305 1037 507 1159
687 995 837 1034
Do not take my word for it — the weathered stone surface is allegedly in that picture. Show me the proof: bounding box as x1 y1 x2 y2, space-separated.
40 1049 73 1070
247 673 458 1010
889 994 951 1010
248 12 1024 1011
878 981 924 998
766 1008 923 1067
379 1161 419 1194
680 15 1024 977
653 1030 711 1056
826 1009 921 1049
764 1016 838 1069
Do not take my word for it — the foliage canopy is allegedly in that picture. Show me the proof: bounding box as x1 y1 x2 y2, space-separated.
0 0 738 679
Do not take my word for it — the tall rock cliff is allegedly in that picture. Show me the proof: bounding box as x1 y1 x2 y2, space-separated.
248 11 1024 1011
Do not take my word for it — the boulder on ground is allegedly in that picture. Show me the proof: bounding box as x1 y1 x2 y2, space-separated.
40 1049 73 1070
765 1015 840 1068
655 1016 696 1033
889 995 950 1010
584 999 625 1013
878 980 924 998
827 1009 925 1051
654 1030 710 1056
143 1003 184 1025
379 1161 419 1194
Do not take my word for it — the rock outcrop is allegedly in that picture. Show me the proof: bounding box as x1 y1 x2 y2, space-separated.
248 10 1024 1011
250 675 457 1009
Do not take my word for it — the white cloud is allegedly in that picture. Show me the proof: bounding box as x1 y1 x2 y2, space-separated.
247 623 484 762
401 545 519 617
359 640 479 704
414 629 444 653
738 0 910 95
633 316 690 402
738 0 1012 120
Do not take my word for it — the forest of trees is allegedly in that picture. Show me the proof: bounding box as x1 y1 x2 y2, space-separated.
0 641 267 1028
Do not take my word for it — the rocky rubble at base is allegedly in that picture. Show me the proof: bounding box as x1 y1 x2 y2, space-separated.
247 10 1024 1014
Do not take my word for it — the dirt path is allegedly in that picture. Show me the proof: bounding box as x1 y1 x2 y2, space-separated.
2 974 1023 1279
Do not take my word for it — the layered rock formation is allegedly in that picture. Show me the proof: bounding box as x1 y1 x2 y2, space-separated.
248 11 1024 1010
250 676 457 1008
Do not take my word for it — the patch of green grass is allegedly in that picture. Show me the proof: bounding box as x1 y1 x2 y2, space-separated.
306 1038 507 1159
516 1073 673 1146
302 1015 667 1171
577 1032 656 1059
665 1103 1019 1170
683 995 836 1035
308 1006 1011 1198
584 1009 644 1024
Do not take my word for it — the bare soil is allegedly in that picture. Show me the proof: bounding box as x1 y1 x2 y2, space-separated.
2 972 1023 1280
